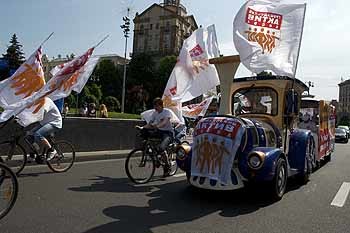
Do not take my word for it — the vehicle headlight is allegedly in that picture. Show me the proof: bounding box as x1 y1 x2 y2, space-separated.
176 144 191 161
247 151 265 170
176 147 186 160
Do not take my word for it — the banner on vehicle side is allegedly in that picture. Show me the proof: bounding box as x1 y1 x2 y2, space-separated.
191 117 244 185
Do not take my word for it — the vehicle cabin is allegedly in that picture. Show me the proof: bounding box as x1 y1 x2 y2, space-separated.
230 75 307 131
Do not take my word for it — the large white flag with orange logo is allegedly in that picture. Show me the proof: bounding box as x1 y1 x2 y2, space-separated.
0 47 45 108
163 25 220 103
36 47 96 101
162 25 220 122
233 0 306 77
0 48 98 126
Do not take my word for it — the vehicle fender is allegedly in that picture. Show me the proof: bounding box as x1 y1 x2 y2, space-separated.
239 147 285 181
176 146 192 173
288 129 312 172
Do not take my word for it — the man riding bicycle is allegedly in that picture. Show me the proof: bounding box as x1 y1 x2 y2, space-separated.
28 97 62 162
141 97 174 177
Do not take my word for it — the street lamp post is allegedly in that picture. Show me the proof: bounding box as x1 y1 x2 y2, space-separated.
306 81 314 96
120 14 130 113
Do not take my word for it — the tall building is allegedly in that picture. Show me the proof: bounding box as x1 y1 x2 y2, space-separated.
338 79 350 120
132 0 198 57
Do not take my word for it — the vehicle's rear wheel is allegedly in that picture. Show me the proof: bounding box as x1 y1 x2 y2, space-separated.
270 157 288 200
325 153 332 162
298 137 314 184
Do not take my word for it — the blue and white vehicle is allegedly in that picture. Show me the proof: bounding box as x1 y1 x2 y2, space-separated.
176 55 329 200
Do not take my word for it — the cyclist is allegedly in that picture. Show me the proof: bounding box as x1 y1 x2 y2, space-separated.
142 97 174 177
29 97 62 161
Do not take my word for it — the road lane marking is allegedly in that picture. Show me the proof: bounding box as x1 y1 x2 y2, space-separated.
331 182 350 207
174 173 186 178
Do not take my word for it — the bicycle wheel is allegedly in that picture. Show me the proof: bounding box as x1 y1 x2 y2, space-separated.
168 151 178 176
46 140 75 173
125 149 155 184
0 163 18 220
0 142 27 175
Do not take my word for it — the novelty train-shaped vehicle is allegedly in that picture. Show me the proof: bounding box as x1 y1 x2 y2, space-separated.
176 56 335 200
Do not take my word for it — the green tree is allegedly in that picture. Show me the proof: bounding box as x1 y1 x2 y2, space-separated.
103 96 120 112
84 95 99 105
2 34 25 70
157 55 177 95
65 93 77 109
88 83 102 103
1 34 25 81
127 53 156 111
93 59 122 100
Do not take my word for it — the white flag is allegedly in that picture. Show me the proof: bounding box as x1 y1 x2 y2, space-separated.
46 55 99 101
0 47 45 109
182 96 214 119
162 25 220 122
38 47 96 101
233 0 306 77
0 48 98 126
163 24 220 103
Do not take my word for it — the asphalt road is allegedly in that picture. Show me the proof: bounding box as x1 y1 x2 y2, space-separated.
1 142 350 233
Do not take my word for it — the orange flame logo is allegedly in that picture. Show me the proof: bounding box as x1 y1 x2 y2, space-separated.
245 27 280 54
10 64 45 97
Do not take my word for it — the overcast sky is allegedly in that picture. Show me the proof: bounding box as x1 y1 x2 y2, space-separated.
0 0 347 100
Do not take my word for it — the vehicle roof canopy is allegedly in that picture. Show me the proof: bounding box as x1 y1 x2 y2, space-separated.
233 75 308 92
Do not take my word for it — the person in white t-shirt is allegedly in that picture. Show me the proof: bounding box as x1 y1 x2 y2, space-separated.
143 97 174 176
30 97 63 161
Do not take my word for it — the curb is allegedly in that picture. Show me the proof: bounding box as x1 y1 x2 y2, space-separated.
74 150 132 162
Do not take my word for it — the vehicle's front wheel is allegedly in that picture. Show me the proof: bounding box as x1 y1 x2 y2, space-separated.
270 157 288 200
167 152 178 176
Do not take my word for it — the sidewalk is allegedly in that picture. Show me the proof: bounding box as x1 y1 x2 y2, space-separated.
74 135 192 163
74 149 131 162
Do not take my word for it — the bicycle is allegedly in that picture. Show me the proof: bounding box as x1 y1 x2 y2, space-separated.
0 162 18 220
125 127 189 184
0 117 75 175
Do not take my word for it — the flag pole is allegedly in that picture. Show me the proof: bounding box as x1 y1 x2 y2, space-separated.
39 32 54 47
293 3 307 78
93 35 110 49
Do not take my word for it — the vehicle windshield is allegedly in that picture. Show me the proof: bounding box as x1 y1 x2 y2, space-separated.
338 125 349 130
232 87 278 116
336 128 346 134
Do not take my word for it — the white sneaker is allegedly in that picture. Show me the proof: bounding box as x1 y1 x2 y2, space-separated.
27 154 36 163
47 149 57 161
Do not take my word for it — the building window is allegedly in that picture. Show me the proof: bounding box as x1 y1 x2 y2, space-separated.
156 23 159 29
150 24 153 30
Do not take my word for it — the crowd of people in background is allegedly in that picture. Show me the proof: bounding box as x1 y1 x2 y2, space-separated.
57 101 109 118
